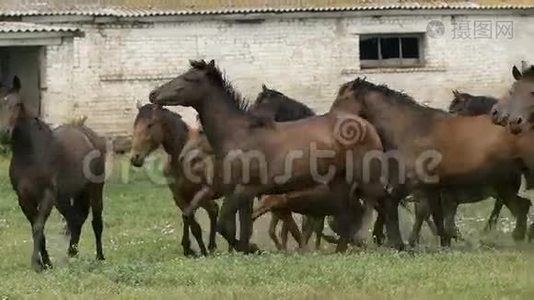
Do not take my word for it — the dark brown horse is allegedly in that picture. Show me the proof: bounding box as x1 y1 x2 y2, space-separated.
491 65 534 134
149 59 397 252
449 90 498 116
0 77 106 271
248 85 324 250
130 103 220 256
333 78 532 246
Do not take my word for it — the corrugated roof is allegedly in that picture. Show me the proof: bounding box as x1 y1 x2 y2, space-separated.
0 22 80 33
0 1 533 17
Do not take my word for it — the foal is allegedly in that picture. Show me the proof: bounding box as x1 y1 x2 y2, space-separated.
0 77 106 271
130 103 219 256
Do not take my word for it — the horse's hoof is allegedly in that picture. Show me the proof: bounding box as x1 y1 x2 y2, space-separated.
32 260 45 273
96 254 105 261
183 249 198 257
208 244 217 253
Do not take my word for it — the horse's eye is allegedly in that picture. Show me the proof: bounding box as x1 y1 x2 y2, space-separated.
147 123 154 129
531 91 534 96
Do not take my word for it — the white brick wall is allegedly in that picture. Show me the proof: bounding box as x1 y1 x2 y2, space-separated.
40 13 534 138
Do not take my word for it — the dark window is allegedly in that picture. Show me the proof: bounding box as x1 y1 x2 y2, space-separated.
359 34 424 69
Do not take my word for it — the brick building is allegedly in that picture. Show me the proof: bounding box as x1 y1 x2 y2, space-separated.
0 1 533 146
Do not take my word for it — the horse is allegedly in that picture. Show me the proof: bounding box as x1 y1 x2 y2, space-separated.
449 90 498 116
180 123 367 251
248 85 326 250
130 103 220 256
0 77 106 271
491 65 534 134
149 59 398 252
332 78 532 246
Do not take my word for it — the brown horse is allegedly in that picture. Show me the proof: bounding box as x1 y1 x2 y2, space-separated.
333 78 532 246
130 103 220 256
491 65 534 134
248 85 325 250
180 123 348 251
0 77 106 271
150 59 398 252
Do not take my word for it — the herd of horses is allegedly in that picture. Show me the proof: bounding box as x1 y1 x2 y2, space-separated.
1 60 534 272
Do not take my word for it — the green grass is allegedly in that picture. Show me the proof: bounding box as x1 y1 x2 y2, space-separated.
0 155 533 299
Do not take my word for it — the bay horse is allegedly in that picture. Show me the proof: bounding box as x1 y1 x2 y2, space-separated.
491 65 534 134
180 121 367 251
0 77 106 271
150 59 398 252
248 85 325 250
333 78 532 246
130 103 220 256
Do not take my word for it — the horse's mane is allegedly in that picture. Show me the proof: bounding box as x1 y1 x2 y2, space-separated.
350 77 446 114
190 60 250 112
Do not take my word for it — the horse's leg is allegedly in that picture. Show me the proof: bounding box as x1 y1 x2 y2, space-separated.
90 184 105 260
237 195 256 253
441 193 459 242
188 214 208 256
170 183 196 256
425 190 449 247
19 199 48 267
280 215 290 250
314 217 325 250
68 192 90 258
372 204 386 246
498 187 529 241
31 189 54 272
301 216 314 248
485 198 503 231
268 212 283 250
180 214 195 256
217 194 240 251
409 196 430 247
334 211 351 253
281 212 303 249
203 200 219 252
383 194 404 250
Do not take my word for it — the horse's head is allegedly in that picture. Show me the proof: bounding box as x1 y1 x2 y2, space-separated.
491 65 534 134
449 90 471 114
248 84 285 120
130 103 166 167
149 59 218 108
0 76 26 142
331 79 368 116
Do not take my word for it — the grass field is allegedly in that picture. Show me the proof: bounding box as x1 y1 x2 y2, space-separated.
0 155 534 299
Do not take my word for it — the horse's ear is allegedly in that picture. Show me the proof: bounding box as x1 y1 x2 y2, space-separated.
136 100 143 110
262 84 268 91
207 59 215 68
12 76 21 92
513 65 523 81
452 90 463 100
151 103 163 120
